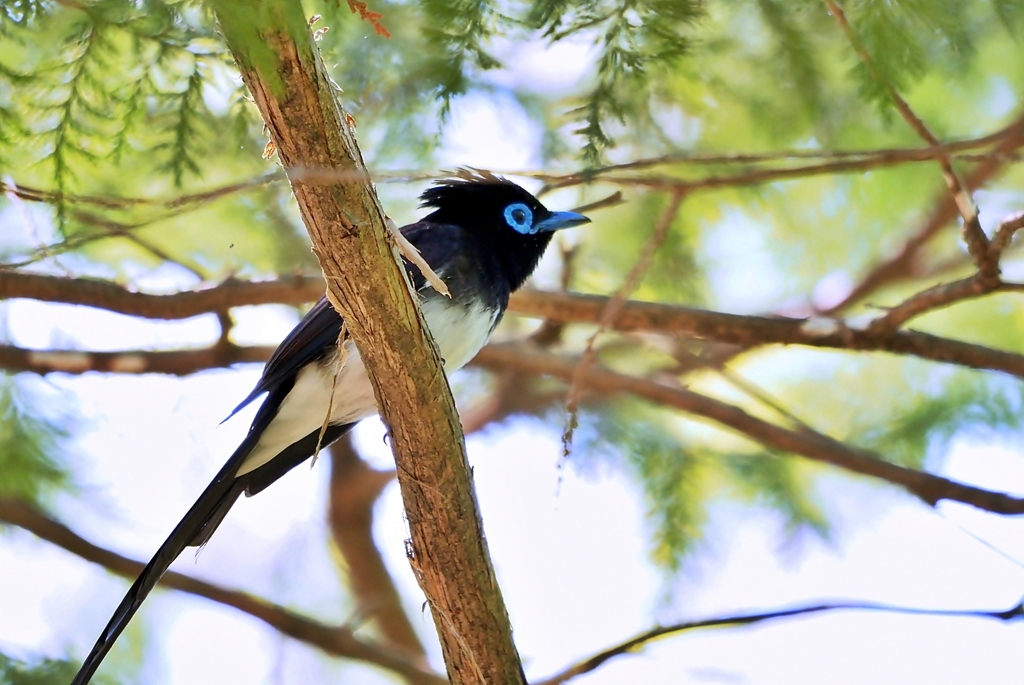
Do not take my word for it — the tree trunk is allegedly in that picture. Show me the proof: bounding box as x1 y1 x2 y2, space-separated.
210 3 526 683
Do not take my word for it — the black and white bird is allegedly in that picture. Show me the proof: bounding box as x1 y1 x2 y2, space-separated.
71 172 590 685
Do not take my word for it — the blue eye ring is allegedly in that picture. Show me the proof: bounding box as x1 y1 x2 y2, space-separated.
503 202 535 234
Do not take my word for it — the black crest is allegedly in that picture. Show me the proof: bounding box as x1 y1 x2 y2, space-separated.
418 169 548 227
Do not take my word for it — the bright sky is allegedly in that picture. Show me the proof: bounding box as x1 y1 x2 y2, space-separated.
2 42 1024 685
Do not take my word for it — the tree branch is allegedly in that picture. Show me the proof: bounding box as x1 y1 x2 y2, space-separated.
473 344 1024 515
209 4 523 683
6 338 1024 513
863 213 1024 334
823 0 979 229
4 130 1018 220
5 283 1024 380
0 271 323 319
563 190 686 456
1 173 283 212
0 342 276 376
536 599 1024 685
328 436 427 660
535 138 1022 194
819 112 1024 315
13 492 1016 685
508 290 1024 380
0 497 446 685
554 127 1023 174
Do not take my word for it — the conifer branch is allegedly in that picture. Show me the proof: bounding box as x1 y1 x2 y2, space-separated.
823 0 992 277
819 113 1024 314
474 343 1024 515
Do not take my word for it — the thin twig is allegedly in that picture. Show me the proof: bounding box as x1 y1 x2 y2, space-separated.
3 176 74 277
3 205 208 272
819 113 1024 315
536 598 1024 685
537 153 1015 194
713 365 813 433
822 0 987 268
0 172 283 211
551 125 1024 175
570 191 624 214
867 275 990 334
867 212 1024 333
314 324 349 466
3 125 1020 228
560 190 686 459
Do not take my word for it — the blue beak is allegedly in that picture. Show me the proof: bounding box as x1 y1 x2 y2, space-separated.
534 210 591 233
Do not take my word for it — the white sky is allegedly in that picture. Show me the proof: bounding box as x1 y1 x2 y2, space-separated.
2 39 1024 685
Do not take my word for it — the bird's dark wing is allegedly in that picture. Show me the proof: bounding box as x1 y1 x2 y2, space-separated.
70 297 348 685
225 296 344 420
403 221 510 313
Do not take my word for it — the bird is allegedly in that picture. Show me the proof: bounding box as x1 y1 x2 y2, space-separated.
70 171 590 685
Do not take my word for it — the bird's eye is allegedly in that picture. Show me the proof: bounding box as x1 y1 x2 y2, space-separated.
503 203 535 234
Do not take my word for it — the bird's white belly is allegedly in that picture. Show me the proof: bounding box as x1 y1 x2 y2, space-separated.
419 297 498 372
235 299 497 476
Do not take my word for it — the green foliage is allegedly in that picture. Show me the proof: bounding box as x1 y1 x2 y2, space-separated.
0 0 47 31
0 377 72 507
528 0 704 164
590 410 711 570
312 1 449 164
419 0 501 115
721 451 829 539
0 654 82 685
843 0 975 117
579 191 703 305
990 0 1024 33
752 0 827 117
855 372 1024 468
0 0 230 213
0 653 123 685
4 0 1019 180
592 404 828 571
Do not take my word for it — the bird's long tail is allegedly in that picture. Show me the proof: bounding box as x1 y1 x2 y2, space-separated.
70 457 249 685
71 413 356 685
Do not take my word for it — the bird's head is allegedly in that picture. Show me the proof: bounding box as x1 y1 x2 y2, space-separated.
420 169 590 241
419 170 590 290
